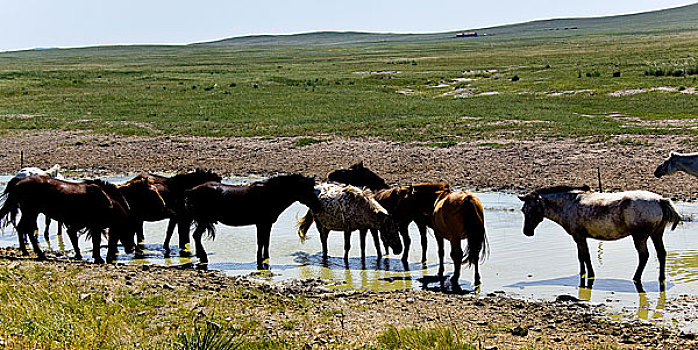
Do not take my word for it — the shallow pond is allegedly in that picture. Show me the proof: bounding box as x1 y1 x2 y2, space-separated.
1 175 696 327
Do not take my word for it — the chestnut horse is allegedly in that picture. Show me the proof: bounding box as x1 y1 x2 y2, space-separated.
184 174 322 268
432 190 488 287
328 162 448 263
519 185 681 291
126 169 222 257
0 175 139 263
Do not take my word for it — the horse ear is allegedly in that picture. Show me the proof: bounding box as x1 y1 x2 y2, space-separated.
669 151 677 157
357 161 364 169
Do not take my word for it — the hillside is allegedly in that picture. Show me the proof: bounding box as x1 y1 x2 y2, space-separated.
202 2 698 46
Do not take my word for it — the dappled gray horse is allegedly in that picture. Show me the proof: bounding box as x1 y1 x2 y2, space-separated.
519 185 681 291
297 183 402 261
654 152 698 178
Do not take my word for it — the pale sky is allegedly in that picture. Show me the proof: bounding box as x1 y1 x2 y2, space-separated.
1 1 695 52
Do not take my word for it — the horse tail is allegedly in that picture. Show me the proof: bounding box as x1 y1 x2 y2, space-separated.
0 177 22 228
660 198 682 231
462 196 489 267
183 188 217 240
193 220 217 240
296 209 315 242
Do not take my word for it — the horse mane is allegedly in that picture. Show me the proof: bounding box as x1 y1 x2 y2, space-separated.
84 179 130 210
167 169 222 192
343 185 388 215
533 185 591 195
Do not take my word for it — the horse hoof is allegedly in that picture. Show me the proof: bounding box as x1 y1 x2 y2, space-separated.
94 257 105 264
36 254 47 261
74 255 83 260
134 251 146 259
179 250 192 258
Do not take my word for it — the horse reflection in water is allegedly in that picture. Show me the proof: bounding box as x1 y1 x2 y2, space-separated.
297 183 402 264
519 185 681 292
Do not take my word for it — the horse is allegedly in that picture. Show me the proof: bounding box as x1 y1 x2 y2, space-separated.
328 162 448 263
432 190 488 287
126 169 222 257
184 174 322 268
0 175 139 263
13 165 64 243
519 185 682 291
654 152 698 178
296 183 402 261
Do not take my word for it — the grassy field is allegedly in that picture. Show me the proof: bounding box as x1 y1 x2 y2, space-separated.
0 7 697 143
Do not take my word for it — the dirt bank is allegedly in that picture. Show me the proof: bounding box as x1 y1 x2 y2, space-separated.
0 132 695 201
0 248 695 348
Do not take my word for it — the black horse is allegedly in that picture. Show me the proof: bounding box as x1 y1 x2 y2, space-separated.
126 169 222 257
184 174 322 268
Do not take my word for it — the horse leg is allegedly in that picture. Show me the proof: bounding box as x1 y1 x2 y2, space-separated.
67 227 83 260
401 224 412 263
436 234 445 279
319 225 330 259
632 234 650 286
163 219 177 257
134 222 146 258
359 229 367 261
449 238 463 288
370 228 382 259
17 215 44 260
91 229 104 264
106 228 120 264
343 230 352 261
256 223 272 269
43 216 51 242
574 237 593 284
418 222 428 263
177 218 192 257
192 225 208 264
650 233 667 291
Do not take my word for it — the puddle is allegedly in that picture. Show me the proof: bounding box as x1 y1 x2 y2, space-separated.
1 175 697 327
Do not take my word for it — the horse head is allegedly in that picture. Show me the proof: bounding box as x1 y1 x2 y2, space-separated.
654 152 678 178
328 162 389 191
379 217 403 255
283 174 322 212
518 193 545 237
118 178 167 217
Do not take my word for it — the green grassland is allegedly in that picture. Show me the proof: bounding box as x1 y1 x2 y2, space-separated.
0 5 697 142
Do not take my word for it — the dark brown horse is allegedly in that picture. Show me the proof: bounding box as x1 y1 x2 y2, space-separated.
432 190 488 287
184 174 322 268
0 175 139 263
328 163 448 263
126 169 222 257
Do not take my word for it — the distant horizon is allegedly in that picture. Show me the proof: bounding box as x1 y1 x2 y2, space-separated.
1 1 696 53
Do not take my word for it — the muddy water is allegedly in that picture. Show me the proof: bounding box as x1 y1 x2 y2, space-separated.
1 176 696 326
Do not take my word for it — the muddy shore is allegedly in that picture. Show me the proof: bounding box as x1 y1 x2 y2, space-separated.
0 248 696 348
0 132 695 201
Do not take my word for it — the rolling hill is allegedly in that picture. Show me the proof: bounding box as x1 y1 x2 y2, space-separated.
201 2 698 46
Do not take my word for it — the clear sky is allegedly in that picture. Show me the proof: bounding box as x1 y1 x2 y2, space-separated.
1 1 695 52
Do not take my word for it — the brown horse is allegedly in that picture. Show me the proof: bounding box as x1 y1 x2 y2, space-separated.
126 169 222 257
432 190 488 287
328 163 448 263
0 175 139 263
184 174 322 268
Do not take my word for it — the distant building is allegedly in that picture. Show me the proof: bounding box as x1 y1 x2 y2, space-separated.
455 32 478 38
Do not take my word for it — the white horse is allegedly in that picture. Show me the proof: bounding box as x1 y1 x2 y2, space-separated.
13 165 64 243
297 183 402 261
654 152 698 178
519 185 681 291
